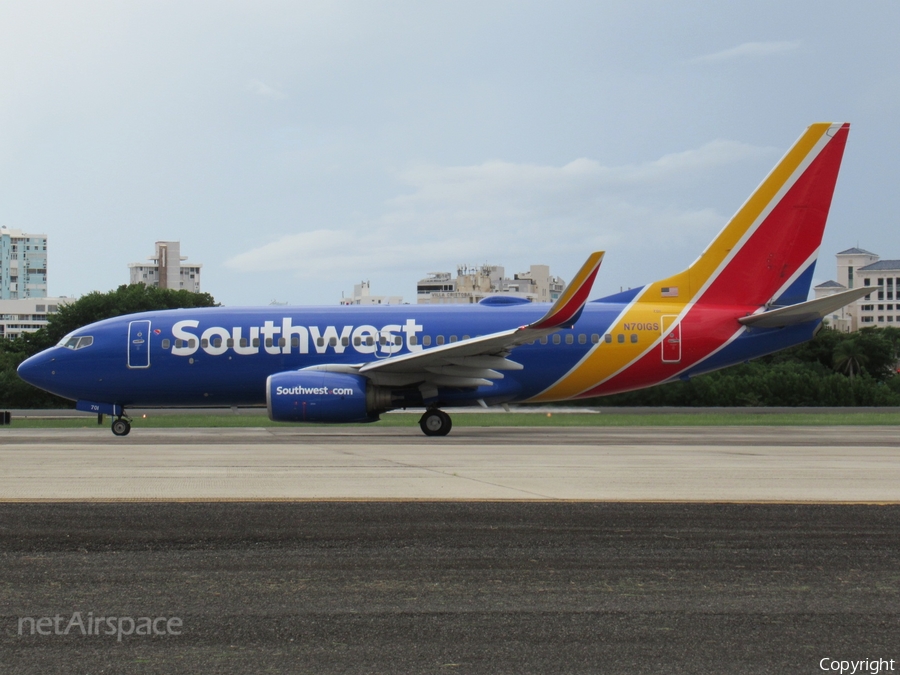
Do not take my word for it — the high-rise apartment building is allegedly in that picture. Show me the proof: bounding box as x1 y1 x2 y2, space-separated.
0 227 48 299
128 241 202 292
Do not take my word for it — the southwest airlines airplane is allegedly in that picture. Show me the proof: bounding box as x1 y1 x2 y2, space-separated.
18 123 867 437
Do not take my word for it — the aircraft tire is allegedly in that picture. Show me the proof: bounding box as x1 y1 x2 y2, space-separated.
111 419 131 437
419 409 452 437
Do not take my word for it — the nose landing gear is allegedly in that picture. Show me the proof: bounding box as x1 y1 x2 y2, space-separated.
111 416 132 437
419 409 452 437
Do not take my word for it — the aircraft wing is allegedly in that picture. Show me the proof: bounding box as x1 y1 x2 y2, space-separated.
738 287 871 329
304 252 604 390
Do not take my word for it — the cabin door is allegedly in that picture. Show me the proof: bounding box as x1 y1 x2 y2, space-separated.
661 315 681 363
128 320 152 369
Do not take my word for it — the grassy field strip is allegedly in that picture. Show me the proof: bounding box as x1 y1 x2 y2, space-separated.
5 411 900 428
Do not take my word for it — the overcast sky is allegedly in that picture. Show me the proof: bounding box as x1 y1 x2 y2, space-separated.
1 1 898 305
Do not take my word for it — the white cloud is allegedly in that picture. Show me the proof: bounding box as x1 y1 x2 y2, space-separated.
689 40 801 64
225 139 774 279
249 80 287 100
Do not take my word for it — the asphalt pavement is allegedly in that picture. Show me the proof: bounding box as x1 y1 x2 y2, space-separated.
2 502 898 674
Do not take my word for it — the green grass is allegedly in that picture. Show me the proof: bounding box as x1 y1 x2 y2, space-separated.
6 411 900 429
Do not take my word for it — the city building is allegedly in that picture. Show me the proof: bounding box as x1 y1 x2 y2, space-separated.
416 264 565 305
128 241 202 292
814 247 900 331
340 280 404 306
0 227 48 300
0 297 71 339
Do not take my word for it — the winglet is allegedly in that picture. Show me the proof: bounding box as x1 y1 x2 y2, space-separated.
529 251 604 329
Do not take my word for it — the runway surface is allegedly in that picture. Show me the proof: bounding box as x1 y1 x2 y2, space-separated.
3 426 898 673
2 502 898 674
1 426 899 501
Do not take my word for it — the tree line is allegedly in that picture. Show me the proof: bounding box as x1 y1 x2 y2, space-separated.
1 286 899 408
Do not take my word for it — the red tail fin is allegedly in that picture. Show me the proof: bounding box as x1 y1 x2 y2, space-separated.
646 123 850 308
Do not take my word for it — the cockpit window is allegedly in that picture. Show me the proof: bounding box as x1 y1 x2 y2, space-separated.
59 335 94 350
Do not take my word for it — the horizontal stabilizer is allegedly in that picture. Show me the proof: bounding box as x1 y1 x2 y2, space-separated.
738 287 871 328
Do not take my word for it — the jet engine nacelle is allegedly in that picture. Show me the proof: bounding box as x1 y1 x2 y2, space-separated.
266 371 390 423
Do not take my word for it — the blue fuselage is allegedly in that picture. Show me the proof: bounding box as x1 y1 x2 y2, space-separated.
17 298 819 410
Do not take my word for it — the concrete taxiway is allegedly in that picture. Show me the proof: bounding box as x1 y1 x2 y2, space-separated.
1 426 898 501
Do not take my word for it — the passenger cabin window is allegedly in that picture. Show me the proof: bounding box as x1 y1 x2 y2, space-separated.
617 334 625 343
409 336 418 346
578 334 586 344
450 335 458 343
565 334 574 344
162 339 171 349
631 334 638 343
422 336 431 346
437 336 445 345
604 334 612 344
540 336 548 345
552 334 561 344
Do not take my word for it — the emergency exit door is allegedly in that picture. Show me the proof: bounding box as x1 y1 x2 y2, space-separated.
661 315 681 363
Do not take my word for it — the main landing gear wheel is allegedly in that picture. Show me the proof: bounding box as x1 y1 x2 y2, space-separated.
419 409 452 437
111 418 131 437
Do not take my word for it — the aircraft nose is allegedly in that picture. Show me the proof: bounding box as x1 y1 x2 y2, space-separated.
17 350 57 390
